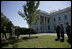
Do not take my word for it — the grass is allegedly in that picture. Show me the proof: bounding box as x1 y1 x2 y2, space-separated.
2 35 71 48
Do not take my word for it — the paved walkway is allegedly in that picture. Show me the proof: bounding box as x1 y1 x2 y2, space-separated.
19 33 67 38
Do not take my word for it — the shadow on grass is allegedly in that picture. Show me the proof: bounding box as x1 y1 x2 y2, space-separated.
21 36 38 41
1 41 9 48
1 38 9 48
1 36 38 48
11 41 19 48
1 37 21 48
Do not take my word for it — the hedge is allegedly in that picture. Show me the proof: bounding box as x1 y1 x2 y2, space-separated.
15 28 38 35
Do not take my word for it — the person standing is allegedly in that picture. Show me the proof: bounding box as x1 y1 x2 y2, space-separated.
55 24 61 41
60 24 64 42
66 23 71 44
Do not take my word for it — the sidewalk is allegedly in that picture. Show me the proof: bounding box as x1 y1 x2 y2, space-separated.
19 33 67 38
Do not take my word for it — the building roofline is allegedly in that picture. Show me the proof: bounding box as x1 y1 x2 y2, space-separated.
39 6 71 17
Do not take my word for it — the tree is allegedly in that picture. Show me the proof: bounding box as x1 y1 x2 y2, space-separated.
6 21 13 37
1 12 9 39
18 1 40 37
1 12 14 39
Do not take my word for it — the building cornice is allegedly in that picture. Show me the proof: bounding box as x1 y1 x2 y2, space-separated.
39 6 71 17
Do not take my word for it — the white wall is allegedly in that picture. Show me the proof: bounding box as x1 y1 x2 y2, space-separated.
30 7 71 33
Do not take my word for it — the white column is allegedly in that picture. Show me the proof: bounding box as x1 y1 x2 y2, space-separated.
44 16 46 33
46 18 48 32
39 17 40 33
45 17 47 32
40 16 41 32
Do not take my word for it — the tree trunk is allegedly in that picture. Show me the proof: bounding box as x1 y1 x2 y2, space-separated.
28 25 31 38
2 33 4 38
29 33 30 38
29 29 31 38
5 33 7 39
10 32 12 37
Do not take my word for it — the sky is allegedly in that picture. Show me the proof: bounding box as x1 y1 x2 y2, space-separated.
1 1 71 28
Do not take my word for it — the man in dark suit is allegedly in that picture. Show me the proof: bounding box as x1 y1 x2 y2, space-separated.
66 23 71 44
60 24 64 42
55 24 61 41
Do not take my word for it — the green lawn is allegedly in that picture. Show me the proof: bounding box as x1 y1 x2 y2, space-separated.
2 35 71 48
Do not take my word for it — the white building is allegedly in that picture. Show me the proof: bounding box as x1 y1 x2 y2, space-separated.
30 6 71 33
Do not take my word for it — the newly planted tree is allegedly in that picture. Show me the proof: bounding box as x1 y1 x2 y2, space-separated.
18 1 40 37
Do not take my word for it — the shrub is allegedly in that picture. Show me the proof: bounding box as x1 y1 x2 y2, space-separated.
25 28 38 34
8 36 18 45
17 28 38 35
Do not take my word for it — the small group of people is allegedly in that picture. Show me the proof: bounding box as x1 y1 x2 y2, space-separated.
55 24 64 42
55 23 71 44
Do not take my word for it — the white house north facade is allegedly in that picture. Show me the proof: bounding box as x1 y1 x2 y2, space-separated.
30 6 71 33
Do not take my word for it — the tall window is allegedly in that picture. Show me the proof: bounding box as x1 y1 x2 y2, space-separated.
64 15 67 20
65 22 68 27
40 16 43 24
54 18 55 22
48 26 50 30
37 28 38 31
58 16 61 21
45 17 46 22
48 18 50 23
54 24 56 30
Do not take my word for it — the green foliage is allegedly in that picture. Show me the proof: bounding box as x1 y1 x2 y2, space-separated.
1 12 14 39
25 28 38 34
1 12 13 33
15 27 38 35
18 1 40 37
1 16 9 26
6 21 13 33
18 1 40 25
